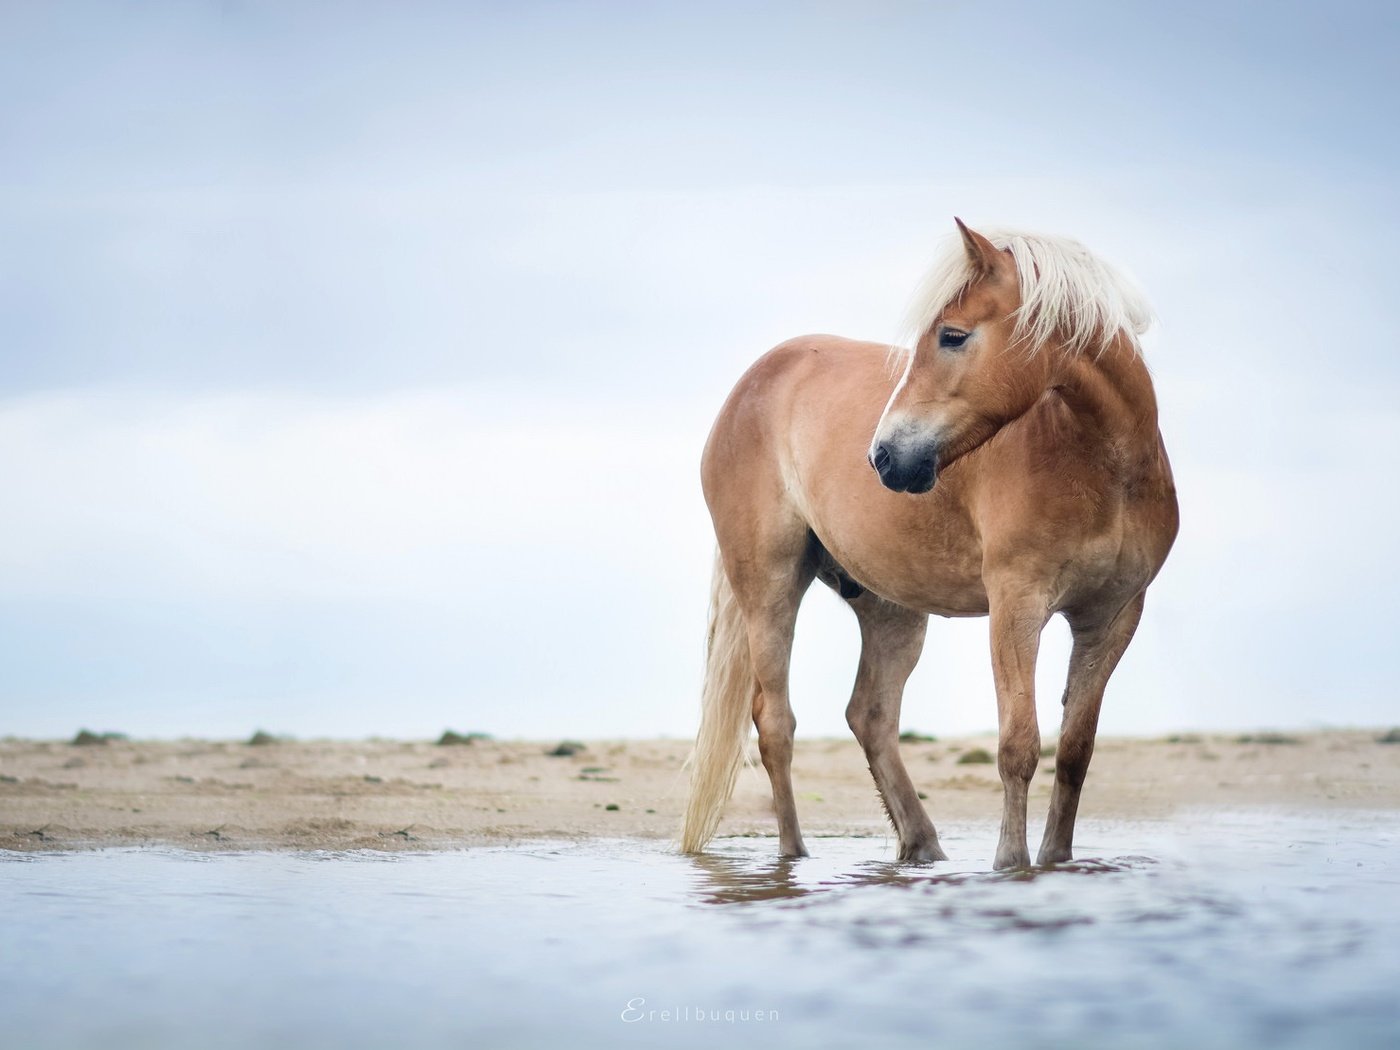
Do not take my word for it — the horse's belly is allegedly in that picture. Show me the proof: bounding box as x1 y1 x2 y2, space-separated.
866 560 990 618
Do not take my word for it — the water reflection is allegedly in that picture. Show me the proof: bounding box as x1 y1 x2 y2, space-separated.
685 852 812 905
681 843 1261 950
686 844 1158 908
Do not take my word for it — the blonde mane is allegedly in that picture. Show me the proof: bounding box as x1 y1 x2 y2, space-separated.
900 227 1153 357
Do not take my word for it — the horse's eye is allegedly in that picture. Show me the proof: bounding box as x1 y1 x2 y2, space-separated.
938 328 970 350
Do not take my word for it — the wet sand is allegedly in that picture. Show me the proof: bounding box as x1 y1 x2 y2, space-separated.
2 730 1398 851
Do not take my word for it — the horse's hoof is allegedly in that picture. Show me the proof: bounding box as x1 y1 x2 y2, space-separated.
897 840 948 863
993 848 1032 871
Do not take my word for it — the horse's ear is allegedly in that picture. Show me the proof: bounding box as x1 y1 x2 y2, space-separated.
954 217 1001 277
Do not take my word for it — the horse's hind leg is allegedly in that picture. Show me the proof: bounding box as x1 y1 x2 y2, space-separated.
845 595 945 862
721 538 817 859
1037 594 1145 865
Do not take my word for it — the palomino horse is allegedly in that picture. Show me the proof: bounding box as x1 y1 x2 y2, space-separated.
680 220 1178 870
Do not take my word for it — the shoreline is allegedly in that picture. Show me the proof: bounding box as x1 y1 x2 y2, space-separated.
3 730 1398 852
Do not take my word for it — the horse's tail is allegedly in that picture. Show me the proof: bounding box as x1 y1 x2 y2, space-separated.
679 550 755 854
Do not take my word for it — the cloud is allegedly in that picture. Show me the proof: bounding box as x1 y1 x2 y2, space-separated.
0 386 715 599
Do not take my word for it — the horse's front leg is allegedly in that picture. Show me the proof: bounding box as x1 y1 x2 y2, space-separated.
987 585 1051 870
1038 594 1145 865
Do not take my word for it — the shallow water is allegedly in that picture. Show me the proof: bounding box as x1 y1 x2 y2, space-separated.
3 812 1399 1050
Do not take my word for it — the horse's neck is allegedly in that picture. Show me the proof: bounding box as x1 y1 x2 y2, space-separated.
1050 334 1163 477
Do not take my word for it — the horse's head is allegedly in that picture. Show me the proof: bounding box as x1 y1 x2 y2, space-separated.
868 218 1047 494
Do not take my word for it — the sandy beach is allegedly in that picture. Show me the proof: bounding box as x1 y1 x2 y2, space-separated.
2 730 1398 851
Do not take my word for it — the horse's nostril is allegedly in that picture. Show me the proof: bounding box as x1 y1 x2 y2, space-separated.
873 445 892 472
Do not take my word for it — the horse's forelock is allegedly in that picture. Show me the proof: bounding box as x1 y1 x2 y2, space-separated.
899 227 1152 359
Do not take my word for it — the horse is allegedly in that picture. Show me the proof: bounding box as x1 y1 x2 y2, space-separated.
680 219 1178 870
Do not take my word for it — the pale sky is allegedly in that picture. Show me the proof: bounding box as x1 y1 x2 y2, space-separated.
2 1 1398 740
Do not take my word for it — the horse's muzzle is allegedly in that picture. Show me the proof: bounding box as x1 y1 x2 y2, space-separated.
869 439 938 494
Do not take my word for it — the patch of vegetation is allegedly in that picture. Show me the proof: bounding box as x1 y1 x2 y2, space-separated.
1234 733 1301 745
72 729 126 746
605 803 620 811
547 740 586 757
1040 742 1057 757
437 730 491 746
956 747 994 765
1377 728 1400 744
1163 733 1203 744
898 731 937 743
246 730 283 746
